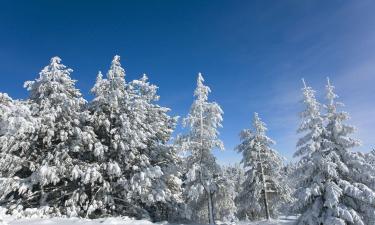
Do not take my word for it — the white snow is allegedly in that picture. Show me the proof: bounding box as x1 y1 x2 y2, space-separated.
0 209 297 225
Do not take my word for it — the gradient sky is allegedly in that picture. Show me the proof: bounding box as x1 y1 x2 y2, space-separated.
1 0 374 165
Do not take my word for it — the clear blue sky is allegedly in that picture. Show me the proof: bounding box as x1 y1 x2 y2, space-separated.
1 0 374 164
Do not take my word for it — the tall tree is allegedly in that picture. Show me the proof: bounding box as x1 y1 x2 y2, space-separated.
89 57 129 217
125 74 182 221
90 57 182 220
293 79 332 225
293 79 375 225
236 113 291 221
322 78 375 225
177 73 224 224
0 57 105 216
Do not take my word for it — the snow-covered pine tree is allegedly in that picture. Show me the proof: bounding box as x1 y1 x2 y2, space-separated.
0 93 37 187
214 164 244 223
321 78 375 225
293 79 375 225
236 113 291 221
177 73 224 224
293 79 333 225
89 57 131 216
90 57 182 220
0 57 106 216
230 163 246 196
125 74 182 221
280 162 298 216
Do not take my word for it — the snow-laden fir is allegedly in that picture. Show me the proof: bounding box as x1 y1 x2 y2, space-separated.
0 56 182 221
176 73 232 224
236 113 291 221
292 79 375 225
0 56 374 225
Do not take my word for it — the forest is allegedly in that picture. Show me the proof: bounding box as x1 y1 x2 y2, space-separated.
0 56 374 225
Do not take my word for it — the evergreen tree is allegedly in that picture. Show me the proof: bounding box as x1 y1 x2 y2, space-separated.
89 57 131 216
177 73 224 224
236 113 291 221
90 57 181 220
322 78 375 224
125 74 182 221
214 165 244 223
0 57 105 216
293 79 332 225
293 79 375 225
0 93 37 183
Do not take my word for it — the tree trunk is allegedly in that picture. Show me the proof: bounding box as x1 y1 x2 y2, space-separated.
198 97 215 224
260 162 270 220
207 187 214 224
39 186 46 206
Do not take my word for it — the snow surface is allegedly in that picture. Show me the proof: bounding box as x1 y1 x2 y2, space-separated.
1 214 296 225
0 206 297 225
0 206 296 225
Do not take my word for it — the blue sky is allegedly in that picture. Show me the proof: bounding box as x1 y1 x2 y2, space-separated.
1 0 374 164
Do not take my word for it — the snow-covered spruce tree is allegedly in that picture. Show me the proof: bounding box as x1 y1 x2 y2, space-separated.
293 79 329 225
177 73 224 224
0 93 38 186
236 113 291 221
90 56 181 220
214 164 244 223
280 162 298 216
0 57 106 216
322 78 375 224
293 79 375 225
126 74 182 221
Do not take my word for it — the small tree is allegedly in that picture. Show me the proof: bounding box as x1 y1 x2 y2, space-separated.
177 73 224 224
236 113 291 221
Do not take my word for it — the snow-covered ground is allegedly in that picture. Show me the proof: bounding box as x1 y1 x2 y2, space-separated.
0 213 296 225
1 216 156 225
0 205 296 225
236 217 296 225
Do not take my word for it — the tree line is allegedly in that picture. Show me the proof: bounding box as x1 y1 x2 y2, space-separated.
0 56 374 225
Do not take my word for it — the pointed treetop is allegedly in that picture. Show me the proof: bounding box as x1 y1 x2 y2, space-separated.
141 73 148 82
300 78 318 104
326 77 338 105
46 56 71 74
253 112 260 122
108 55 125 81
325 77 345 117
197 72 204 86
253 112 267 135
112 55 121 65
194 72 210 102
50 56 62 65
34 56 73 83
97 71 103 80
